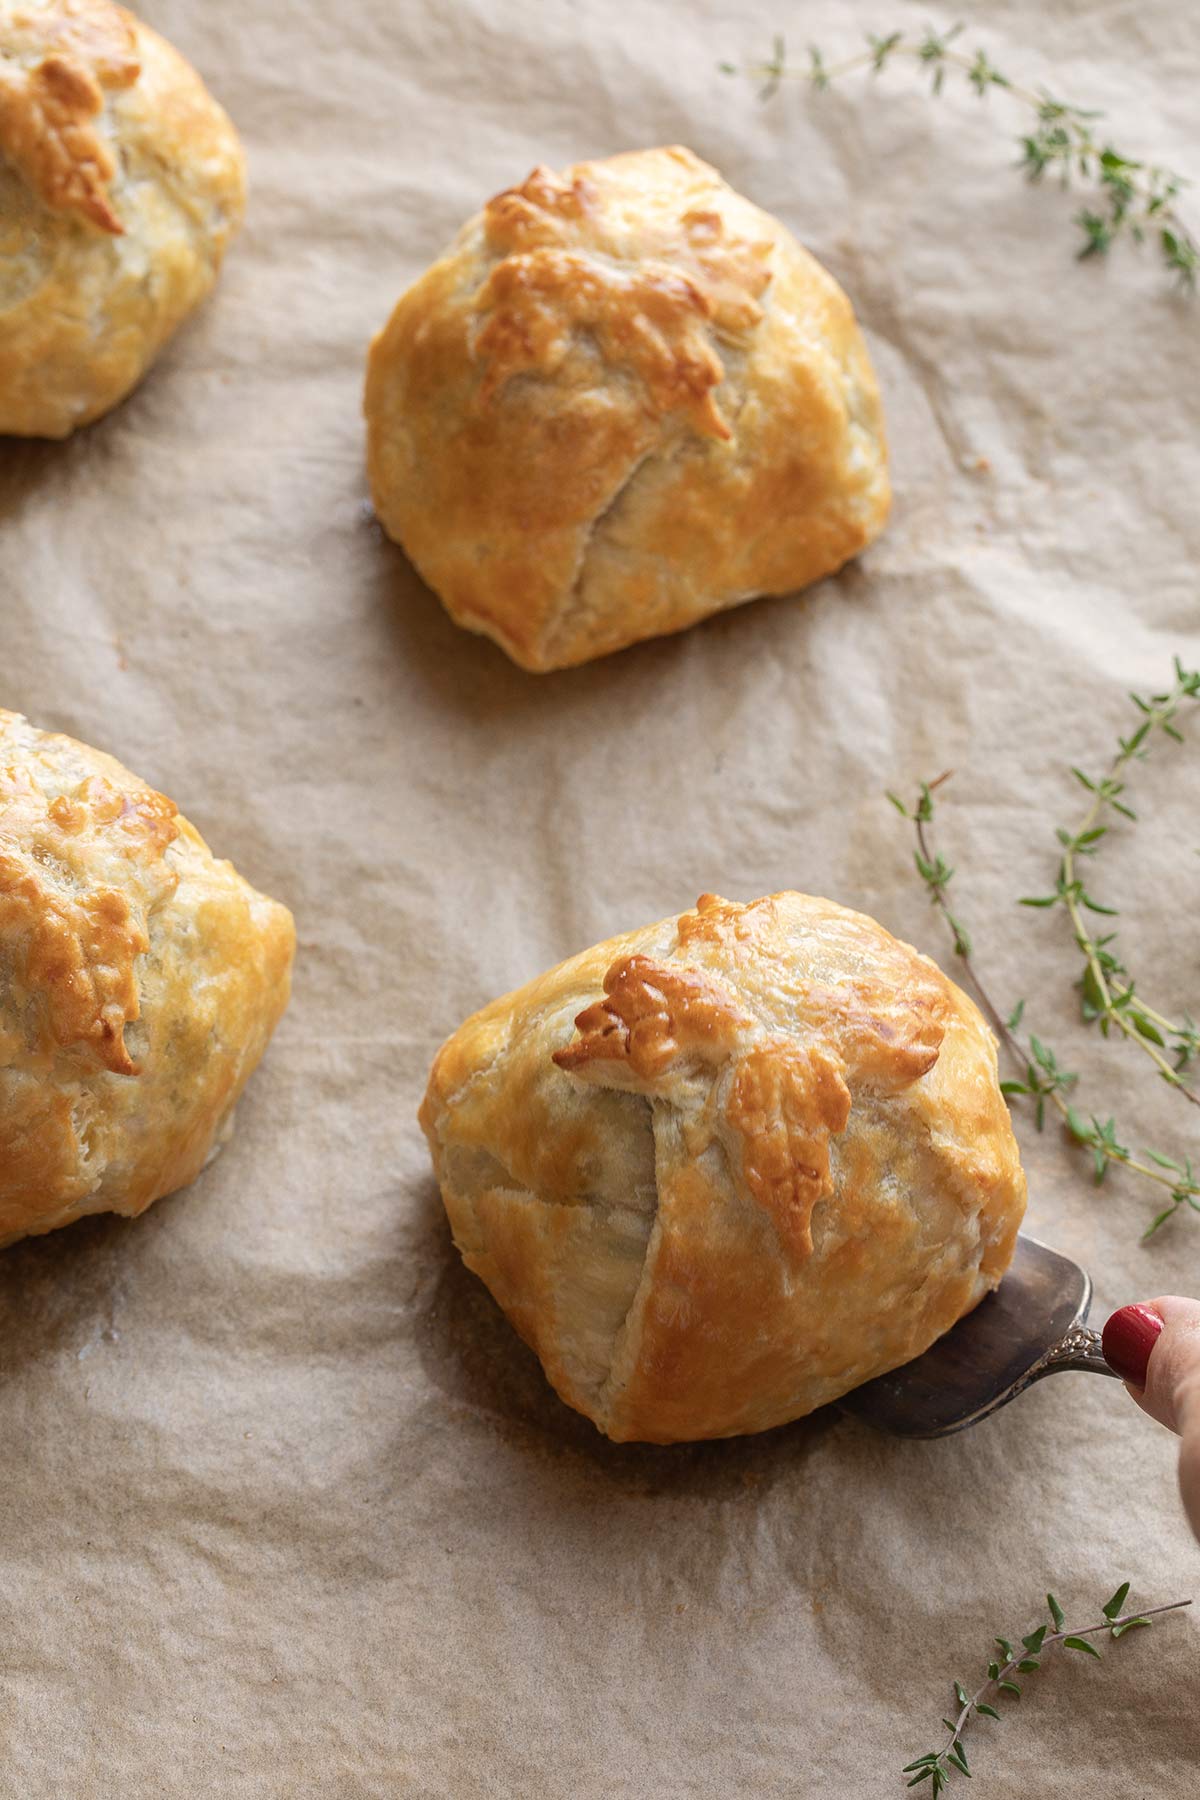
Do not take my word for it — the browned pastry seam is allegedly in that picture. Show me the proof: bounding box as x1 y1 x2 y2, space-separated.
550 912 953 1265
0 765 179 1072
0 710 294 1247
551 945 879 1263
0 0 140 232
723 1042 852 1258
552 953 750 1082
474 248 736 439
472 160 774 441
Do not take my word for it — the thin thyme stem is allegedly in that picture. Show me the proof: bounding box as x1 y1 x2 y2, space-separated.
1062 844 1199 1104
944 1601 1193 1763
725 25 1198 289
1131 1000 1183 1033
915 814 1195 1207
1051 670 1200 1106
746 44 1045 107
906 1589 1192 1789
912 780 1023 1061
890 729 1200 1234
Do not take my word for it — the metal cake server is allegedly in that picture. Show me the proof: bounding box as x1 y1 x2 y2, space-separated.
842 1234 1120 1439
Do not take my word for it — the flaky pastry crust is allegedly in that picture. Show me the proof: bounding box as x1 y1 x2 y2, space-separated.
0 710 294 1246
0 0 245 437
421 892 1025 1443
366 146 890 671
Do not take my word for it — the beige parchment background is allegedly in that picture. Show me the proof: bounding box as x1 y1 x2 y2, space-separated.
1 0 1198 1793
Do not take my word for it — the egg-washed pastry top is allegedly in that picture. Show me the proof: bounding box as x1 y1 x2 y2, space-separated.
421 891 1025 1442
0 0 245 436
366 145 890 671
0 710 293 1245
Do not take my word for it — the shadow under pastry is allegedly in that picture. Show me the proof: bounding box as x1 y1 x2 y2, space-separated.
412 1189 841 1505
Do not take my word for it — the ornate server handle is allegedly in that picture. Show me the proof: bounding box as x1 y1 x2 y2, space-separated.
1030 1325 1121 1381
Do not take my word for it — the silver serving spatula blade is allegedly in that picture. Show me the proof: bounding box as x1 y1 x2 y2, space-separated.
842 1234 1119 1439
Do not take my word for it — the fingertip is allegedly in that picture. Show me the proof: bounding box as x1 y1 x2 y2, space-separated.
1103 1304 1165 1388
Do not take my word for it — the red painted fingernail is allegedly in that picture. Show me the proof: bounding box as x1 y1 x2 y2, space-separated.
1102 1305 1164 1387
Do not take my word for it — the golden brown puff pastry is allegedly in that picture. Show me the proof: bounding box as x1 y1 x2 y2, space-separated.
365 145 890 672
0 710 294 1247
421 892 1025 1443
0 0 245 438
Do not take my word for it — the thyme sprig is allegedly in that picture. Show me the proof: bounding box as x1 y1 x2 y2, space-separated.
888 767 1200 1236
720 24 1197 289
1019 660 1200 1102
904 1585 1192 1791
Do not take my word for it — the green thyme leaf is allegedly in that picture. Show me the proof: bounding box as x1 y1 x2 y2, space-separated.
1102 1582 1131 1620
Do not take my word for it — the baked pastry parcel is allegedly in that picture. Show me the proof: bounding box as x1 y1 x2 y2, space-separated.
0 711 294 1247
366 145 890 672
422 892 1026 1443
0 0 245 438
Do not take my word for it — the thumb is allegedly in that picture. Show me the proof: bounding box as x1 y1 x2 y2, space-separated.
1104 1297 1200 1544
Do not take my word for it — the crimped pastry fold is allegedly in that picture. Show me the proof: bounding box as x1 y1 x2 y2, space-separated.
0 0 245 437
421 892 1026 1442
366 146 890 670
0 710 294 1245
